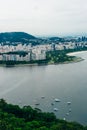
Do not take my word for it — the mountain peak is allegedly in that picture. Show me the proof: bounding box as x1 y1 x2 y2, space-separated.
0 32 36 43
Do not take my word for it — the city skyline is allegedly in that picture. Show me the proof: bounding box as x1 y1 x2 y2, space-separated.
0 0 87 36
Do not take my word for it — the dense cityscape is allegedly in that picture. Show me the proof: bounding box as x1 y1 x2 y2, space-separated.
0 34 87 62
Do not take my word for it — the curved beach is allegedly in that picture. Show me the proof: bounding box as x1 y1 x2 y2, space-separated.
67 51 87 56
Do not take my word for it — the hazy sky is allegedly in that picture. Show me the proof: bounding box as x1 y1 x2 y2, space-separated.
0 0 87 36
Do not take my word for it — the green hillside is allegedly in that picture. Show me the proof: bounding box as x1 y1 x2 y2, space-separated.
0 32 36 43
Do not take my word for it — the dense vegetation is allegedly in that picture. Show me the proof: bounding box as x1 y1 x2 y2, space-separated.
0 32 36 43
0 99 87 130
46 50 76 64
43 47 87 64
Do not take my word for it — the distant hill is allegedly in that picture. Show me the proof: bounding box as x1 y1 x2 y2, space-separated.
49 37 63 41
49 37 64 42
0 32 36 43
49 37 61 40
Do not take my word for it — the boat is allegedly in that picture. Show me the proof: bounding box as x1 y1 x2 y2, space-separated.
69 108 71 112
54 98 61 102
53 108 59 111
67 102 71 105
35 103 40 106
51 103 54 105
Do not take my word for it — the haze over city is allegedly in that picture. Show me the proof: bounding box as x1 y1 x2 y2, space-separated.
0 0 87 36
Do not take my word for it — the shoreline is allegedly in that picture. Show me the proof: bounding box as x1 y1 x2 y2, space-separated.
9 50 86 66
67 50 87 56
0 51 86 67
0 57 83 67
48 57 84 65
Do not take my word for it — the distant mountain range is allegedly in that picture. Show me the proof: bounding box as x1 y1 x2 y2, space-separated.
49 37 62 40
0 32 36 43
49 37 64 42
0 32 87 45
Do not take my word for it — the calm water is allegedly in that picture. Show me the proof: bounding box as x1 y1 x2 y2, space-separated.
0 52 87 125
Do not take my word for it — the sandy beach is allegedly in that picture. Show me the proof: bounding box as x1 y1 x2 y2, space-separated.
67 51 87 56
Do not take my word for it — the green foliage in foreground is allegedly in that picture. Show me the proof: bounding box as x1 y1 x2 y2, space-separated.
0 99 87 130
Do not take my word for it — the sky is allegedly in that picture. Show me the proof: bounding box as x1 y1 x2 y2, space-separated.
0 0 87 36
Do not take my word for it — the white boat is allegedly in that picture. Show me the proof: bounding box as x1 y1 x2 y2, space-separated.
54 98 61 102
67 102 71 105
53 108 59 111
